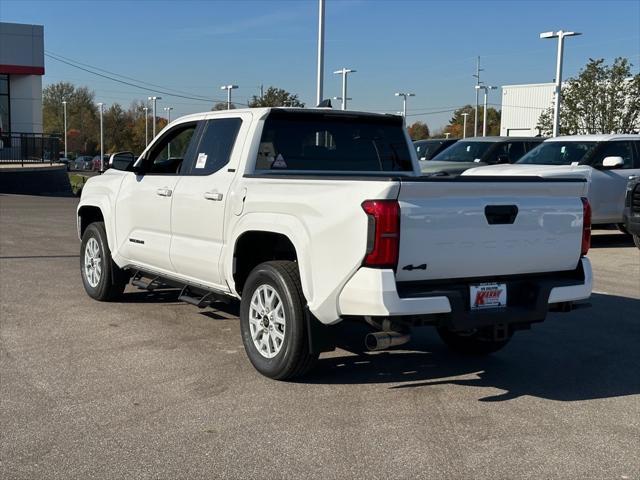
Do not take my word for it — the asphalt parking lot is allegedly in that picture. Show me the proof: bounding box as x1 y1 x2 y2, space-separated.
1 194 639 479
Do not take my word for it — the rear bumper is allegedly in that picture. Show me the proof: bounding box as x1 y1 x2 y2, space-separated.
338 258 592 329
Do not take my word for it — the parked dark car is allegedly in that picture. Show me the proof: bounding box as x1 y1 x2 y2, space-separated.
624 175 640 249
413 138 458 161
420 136 544 176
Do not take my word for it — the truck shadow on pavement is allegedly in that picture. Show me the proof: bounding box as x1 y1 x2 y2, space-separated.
303 293 640 403
590 233 635 248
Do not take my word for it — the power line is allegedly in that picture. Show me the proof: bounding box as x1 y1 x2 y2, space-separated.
44 52 250 106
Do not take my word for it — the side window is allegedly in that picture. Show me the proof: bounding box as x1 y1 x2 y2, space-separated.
506 142 526 162
633 141 640 168
188 118 242 175
593 141 634 169
143 122 199 174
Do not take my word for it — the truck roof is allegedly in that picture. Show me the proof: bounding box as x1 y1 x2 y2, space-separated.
174 107 403 123
544 134 640 142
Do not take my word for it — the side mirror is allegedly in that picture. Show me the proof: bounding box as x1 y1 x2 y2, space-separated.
601 156 624 169
109 151 135 171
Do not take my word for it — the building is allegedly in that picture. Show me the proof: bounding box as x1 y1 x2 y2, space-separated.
499 82 554 137
0 22 44 134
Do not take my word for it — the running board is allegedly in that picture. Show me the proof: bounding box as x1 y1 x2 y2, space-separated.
179 286 229 308
125 266 232 307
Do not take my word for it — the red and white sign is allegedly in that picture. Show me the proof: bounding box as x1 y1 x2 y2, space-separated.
470 283 507 309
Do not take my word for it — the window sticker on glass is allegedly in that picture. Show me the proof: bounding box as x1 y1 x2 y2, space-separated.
272 153 287 169
195 153 207 169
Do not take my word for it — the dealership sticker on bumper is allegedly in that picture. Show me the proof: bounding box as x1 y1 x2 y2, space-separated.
470 283 507 309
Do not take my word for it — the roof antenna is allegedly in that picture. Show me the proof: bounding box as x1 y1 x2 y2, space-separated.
316 99 332 108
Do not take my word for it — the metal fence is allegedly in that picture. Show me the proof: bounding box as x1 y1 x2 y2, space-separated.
0 132 61 166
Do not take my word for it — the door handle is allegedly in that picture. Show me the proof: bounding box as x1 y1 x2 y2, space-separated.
204 191 223 201
156 187 172 197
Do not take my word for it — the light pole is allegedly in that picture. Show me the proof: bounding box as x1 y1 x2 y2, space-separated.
332 96 352 105
333 68 356 110
97 102 104 171
475 85 497 137
461 112 469 138
220 85 238 109
62 100 67 158
540 30 582 137
164 107 173 157
141 106 149 146
473 56 483 137
395 92 415 124
316 0 325 106
148 96 161 139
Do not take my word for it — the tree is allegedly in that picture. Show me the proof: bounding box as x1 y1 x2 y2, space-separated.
537 57 640 135
212 102 235 111
43 82 99 154
444 105 500 138
407 121 430 140
248 86 304 107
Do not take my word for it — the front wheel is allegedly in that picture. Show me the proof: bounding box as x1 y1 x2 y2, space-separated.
80 222 128 301
239 261 318 380
437 327 513 355
633 234 640 250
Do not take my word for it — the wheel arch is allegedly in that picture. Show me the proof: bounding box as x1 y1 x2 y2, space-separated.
226 214 312 302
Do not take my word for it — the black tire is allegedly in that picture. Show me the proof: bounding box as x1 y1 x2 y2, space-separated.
633 234 640 250
437 327 512 355
80 222 128 301
239 261 318 380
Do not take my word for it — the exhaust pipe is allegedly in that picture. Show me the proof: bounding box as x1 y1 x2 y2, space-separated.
365 331 410 351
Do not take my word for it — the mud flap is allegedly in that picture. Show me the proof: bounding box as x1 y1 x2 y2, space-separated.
305 307 336 354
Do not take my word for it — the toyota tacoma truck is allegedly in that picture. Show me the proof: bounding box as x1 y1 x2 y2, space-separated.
77 108 592 380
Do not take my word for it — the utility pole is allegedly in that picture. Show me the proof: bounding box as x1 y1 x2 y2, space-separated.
476 85 497 137
540 30 582 137
148 96 161 139
62 100 67 158
333 68 356 110
461 112 469 138
220 85 238 109
260 84 264 100
395 92 415 125
97 102 104 171
473 56 483 137
316 0 325 106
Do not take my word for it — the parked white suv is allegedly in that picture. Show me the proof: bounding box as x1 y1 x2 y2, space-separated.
77 108 592 379
463 135 640 226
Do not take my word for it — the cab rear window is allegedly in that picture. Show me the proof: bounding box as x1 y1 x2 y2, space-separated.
255 110 413 172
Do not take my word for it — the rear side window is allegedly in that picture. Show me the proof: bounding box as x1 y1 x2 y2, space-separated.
255 111 413 172
187 118 242 175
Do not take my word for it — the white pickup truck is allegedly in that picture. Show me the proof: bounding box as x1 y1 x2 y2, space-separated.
78 108 592 380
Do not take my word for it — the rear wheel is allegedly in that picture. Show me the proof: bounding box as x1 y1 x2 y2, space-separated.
239 261 318 380
80 222 128 301
437 327 512 355
633 234 640 250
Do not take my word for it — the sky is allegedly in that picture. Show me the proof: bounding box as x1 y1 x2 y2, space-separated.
1 0 639 130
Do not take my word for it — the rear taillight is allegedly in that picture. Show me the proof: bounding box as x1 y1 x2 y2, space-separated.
361 200 400 269
581 197 591 256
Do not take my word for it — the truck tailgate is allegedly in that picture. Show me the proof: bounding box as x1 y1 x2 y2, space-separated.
396 178 588 282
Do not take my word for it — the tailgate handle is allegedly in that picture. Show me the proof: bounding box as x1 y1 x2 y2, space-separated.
485 205 518 225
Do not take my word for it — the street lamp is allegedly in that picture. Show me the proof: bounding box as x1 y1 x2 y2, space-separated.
164 107 174 157
395 92 415 123
540 30 582 137
316 0 325 105
333 68 356 110
148 96 162 139
61 100 67 158
332 96 352 105
461 112 469 138
97 102 104 171
475 85 497 137
220 85 238 109
140 106 149 146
